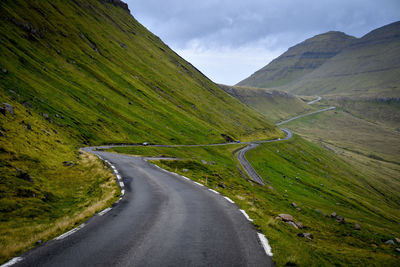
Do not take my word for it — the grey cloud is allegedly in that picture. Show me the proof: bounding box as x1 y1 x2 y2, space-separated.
128 0 400 49
126 0 399 84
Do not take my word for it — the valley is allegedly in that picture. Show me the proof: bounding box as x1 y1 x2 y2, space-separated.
0 0 399 266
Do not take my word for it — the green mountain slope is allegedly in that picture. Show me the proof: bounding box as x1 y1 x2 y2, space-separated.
0 0 279 146
237 31 356 88
283 21 400 97
219 84 315 123
0 0 281 262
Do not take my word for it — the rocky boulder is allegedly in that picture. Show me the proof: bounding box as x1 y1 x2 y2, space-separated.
287 221 298 229
336 216 345 224
278 214 293 222
385 240 395 245
2 103 14 115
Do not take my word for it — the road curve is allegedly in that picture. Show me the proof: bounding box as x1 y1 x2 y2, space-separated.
276 106 335 126
6 98 334 267
13 151 273 267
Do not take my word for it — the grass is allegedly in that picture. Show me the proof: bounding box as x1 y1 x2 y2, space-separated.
0 0 279 145
219 85 316 123
109 137 400 266
282 107 400 165
0 92 120 262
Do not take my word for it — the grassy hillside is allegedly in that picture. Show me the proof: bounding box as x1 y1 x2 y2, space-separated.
0 91 120 262
0 0 279 145
219 84 315 123
0 0 281 263
237 31 356 88
110 136 400 266
331 97 400 130
283 21 400 97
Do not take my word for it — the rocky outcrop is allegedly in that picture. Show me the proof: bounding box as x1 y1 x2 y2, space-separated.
103 0 130 12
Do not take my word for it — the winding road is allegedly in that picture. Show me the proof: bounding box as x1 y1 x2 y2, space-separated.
6 96 333 267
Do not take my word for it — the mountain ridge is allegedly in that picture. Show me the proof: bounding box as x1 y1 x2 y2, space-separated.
238 21 400 98
237 31 357 88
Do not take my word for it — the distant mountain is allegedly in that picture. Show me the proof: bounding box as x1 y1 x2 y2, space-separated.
238 21 400 98
282 21 400 97
237 31 356 88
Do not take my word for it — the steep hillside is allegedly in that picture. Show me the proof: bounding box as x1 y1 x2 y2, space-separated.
283 21 400 97
220 84 314 123
0 0 280 146
0 0 281 262
237 31 356 88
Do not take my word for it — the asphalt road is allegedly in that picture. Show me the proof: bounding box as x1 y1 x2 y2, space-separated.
13 151 272 267
8 97 333 267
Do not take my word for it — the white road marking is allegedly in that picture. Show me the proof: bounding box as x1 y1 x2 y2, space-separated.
193 182 204 187
0 257 23 267
257 233 273 256
208 189 220 194
114 170 119 174
98 207 112 216
119 182 124 187
111 166 116 170
55 223 86 240
105 160 110 164
181 176 190 181
240 209 253 222
121 190 125 195
224 197 235 204
117 174 122 180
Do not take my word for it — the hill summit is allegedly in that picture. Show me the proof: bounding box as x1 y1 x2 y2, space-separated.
237 31 356 88
238 21 400 98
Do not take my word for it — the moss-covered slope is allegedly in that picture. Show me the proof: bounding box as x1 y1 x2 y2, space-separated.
0 0 279 145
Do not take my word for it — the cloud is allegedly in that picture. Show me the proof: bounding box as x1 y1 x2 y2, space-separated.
126 0 400 84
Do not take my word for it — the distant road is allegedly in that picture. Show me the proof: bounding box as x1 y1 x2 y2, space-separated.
238 95 335 185
307 96 322 105
276 106 335 126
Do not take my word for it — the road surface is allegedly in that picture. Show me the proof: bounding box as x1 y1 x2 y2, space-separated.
12 151 273 267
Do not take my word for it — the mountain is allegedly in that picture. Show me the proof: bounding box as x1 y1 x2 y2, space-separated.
283 21 400 97
238 21 400 98
219 84 314 123
237 31 356 88
0 0 281 261
0 0 279 146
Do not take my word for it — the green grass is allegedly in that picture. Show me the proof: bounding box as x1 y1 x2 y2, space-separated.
283 107 400 165
110 137 400 266
0 0 279 145
219 85 316 123
0 91 120 263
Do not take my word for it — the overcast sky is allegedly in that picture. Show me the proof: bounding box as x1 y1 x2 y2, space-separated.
126 0 400 85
